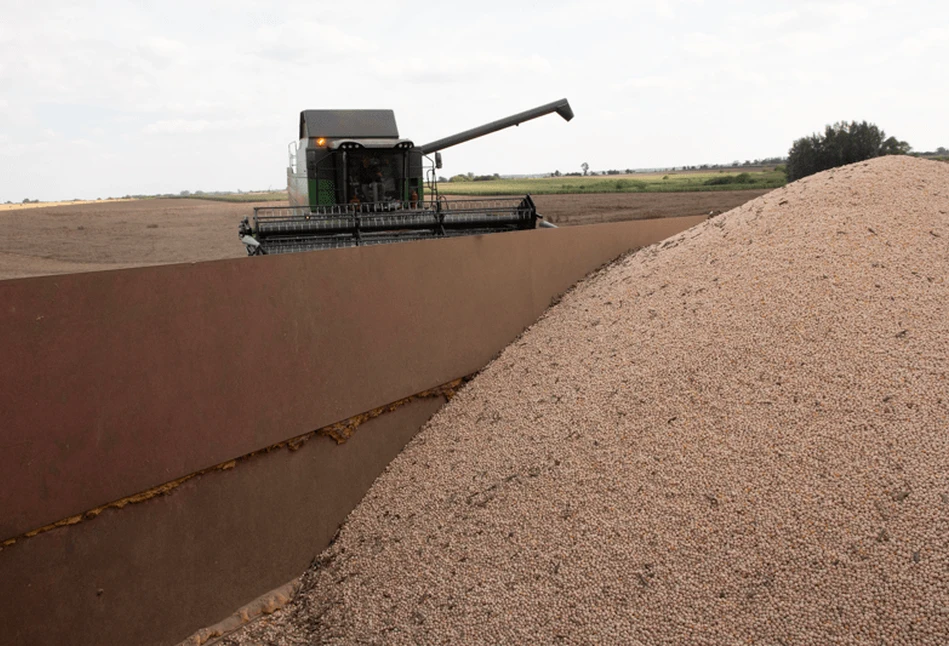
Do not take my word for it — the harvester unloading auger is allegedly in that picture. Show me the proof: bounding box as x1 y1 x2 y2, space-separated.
239 99 574 254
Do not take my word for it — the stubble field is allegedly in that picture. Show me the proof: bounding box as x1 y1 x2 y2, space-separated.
0 189 769 281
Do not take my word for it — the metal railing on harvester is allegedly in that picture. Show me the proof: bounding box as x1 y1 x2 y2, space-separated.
239 196 540 255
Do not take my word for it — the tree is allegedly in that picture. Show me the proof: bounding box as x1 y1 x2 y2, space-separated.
581 162 589 176
880 136 911 155
786 121 911 181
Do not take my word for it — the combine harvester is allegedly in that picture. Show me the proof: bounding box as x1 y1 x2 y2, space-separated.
238 99 574 254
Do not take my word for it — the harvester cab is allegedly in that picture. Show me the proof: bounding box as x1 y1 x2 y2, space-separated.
238 99 574 255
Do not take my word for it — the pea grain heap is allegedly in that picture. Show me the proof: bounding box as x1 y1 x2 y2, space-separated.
229 156 949 645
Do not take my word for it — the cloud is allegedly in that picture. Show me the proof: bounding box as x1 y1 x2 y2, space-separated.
143 119 216 135
142 37 188 57
137 37 189 66
682 32 742 59
612 75 686 91
756 10 799 28
370 54 553 85
142 117 267 135
899 26 949 57
655 0 675 19
806 1 870 22
252 21 376 61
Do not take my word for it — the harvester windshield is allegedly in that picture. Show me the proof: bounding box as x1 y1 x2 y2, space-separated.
346 150 401 205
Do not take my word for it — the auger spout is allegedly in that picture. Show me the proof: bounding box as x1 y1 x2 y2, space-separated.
419 99 573 155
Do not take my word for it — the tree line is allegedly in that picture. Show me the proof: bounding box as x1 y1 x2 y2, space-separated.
786 121 911 181
436 125 942 185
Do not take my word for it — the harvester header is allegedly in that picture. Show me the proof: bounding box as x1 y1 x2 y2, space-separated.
239 99 573 255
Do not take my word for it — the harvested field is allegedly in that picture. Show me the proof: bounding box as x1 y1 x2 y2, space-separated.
0 198 281 280
0 198 136 212
0 192 764 281
225 156 949 645
534 189 771 225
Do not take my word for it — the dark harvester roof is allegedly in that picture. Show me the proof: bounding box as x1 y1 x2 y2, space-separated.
299 110 399 140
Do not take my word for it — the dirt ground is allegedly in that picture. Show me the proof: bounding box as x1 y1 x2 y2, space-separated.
0 190 770 281
533 189 771 225
0 199 281 280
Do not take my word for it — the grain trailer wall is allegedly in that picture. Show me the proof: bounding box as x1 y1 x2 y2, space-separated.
0 216 704 646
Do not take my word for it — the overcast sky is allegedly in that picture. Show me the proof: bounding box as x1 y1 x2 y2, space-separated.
1 0 946 202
